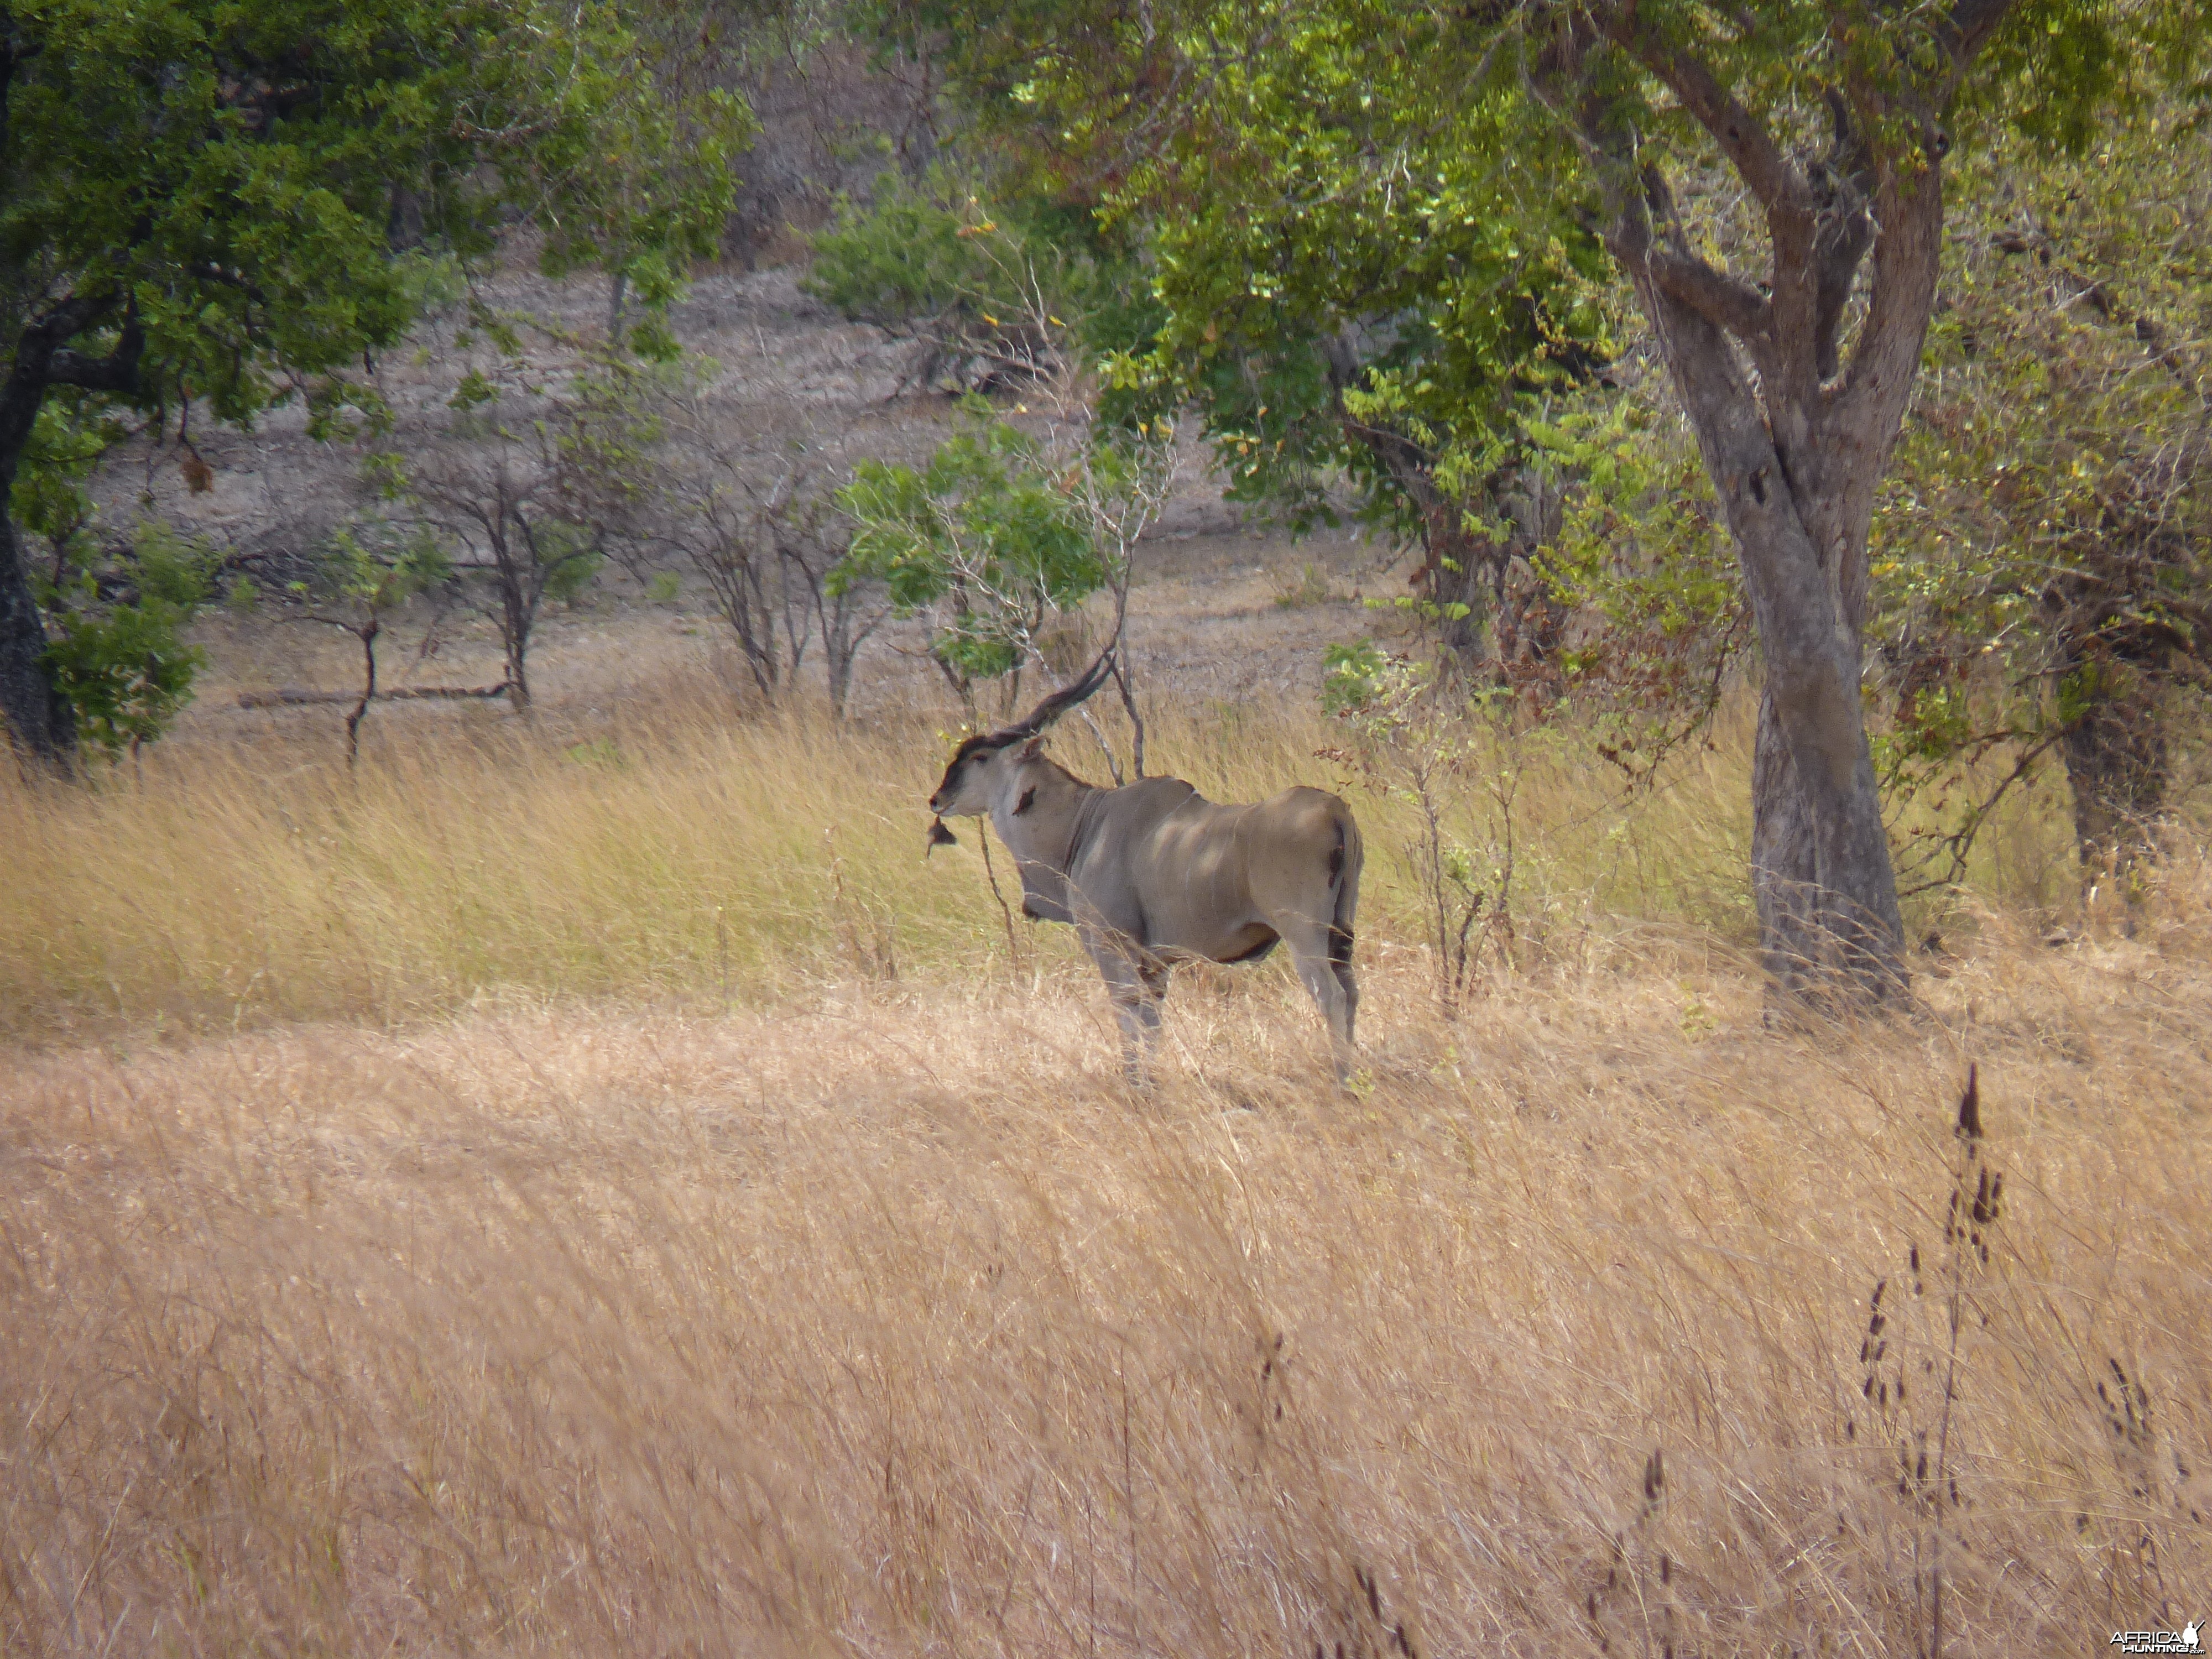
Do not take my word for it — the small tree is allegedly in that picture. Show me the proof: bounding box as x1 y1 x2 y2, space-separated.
836 410 1108 714
398 333 658 709
835 400 1175 756
1321 642 1521 1009
291 521 453 764
780 470 892 720
667 450 813 706
653 389 891 716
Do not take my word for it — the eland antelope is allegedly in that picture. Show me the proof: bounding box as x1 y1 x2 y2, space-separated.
927 653 1363 1082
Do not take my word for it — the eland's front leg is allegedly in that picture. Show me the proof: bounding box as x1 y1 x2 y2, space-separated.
1110 983 1164 1086
1089 933 1166 1087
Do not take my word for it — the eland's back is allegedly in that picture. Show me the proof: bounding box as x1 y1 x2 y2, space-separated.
1061 777 1362 1079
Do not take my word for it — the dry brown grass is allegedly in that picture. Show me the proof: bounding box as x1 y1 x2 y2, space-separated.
6 686 2208 1653
7 891 2212 1653
0 674 2090 1042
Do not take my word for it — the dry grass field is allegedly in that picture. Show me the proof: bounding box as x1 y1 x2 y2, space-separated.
5 907 2211 1655
0 657 2094 1044
6 664 2212 1655
0 687 1735 1040
6 249 2208 1653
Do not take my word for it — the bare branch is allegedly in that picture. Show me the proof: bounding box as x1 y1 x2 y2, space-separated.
1645 244 1772 342
1592 3 1808 214
3 296 131 461
1809 90 1876 382
237 682 512 708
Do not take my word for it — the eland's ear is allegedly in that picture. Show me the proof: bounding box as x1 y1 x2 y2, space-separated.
1017 735 1046 761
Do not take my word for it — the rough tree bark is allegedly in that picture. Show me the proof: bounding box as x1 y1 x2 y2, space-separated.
1546 2 2018 1001
0 513 71 768
494 529 536 713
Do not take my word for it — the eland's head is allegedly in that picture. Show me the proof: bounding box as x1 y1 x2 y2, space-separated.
926 650 1116 836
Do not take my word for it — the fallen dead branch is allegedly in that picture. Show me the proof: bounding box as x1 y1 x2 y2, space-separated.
236 682 513 708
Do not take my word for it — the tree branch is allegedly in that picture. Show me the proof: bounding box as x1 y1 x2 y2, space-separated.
48 308 146 394
1938 0 2020 72
1592 2 1808 214
237 681 512 708
1646 242 1772 342
1 295 126 473
1829 118 1945 434
184 260 272 305
1809 88 1876 382
1609 150 1772 345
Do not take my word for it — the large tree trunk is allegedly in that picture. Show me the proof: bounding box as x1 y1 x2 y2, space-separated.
1540 6 1993 1003
0 304 121 774
1651 295 1906 994
0 294 147 770
1749 688 1822 983
0 492 75 771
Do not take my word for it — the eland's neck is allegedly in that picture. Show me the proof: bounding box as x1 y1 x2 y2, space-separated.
990 760 1097 873
989 761 1100 925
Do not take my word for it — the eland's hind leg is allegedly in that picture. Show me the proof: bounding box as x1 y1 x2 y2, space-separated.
1329 821 1361 1051
1284 922 1355 1082
1329 920 1358 1048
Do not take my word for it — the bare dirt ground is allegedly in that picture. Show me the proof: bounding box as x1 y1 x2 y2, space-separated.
95 258 1413 748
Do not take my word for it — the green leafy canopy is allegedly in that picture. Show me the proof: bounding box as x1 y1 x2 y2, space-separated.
1 0 748 759
38 521 217 757
1 0 748 430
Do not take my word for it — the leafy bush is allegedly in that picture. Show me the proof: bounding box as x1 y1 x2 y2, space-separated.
804 170 1160 399
835 410 1104 685
40 523 217 757
1320 639 1391 716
